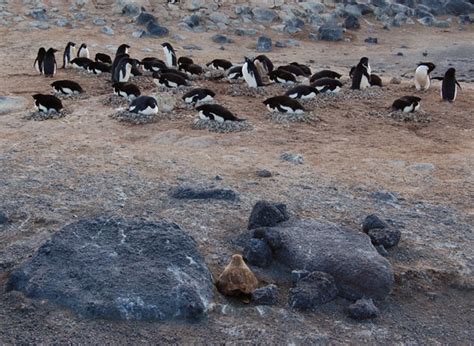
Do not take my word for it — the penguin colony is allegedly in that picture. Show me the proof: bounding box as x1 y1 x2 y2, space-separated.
32 41 462 121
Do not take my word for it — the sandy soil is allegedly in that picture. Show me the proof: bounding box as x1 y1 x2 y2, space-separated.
0 3 473 344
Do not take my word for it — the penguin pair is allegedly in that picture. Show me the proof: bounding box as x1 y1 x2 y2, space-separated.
310 70 342 83
182 88 215 104
263 96 305 114
433 68 461 102
351 57 371 90
129 96 158 115
51 80 84 95
392 96 421 113
196 104 244 122
113 82 141 100
32 94 63 113
34 47 57 77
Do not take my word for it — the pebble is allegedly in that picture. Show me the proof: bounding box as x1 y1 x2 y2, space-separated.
252 284 278 305
211 34 232 44
29 21 49 29
280 153 304 165
192 119 252 133
257 169 272 178
365 37 378 44
0 211 8 224
93 18 106 26
132 30 145 38
368 228 401 248
235 28 257 36
101 26 114 35
55 18 70 27
390 77 401 84
318 24 344 41
347 298 380 320
256 36 272 52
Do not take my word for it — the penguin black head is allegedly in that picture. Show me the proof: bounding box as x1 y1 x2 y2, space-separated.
360 57 369 65
117 44 130 55
445 68 456 78
244 57 253 64
38 47 46 55
80 43 87 49
419 62 436 73
162 42 173 49
32 94 41 100
47 48 58 54
67 42 76 47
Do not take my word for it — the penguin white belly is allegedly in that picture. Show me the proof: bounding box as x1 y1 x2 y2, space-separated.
266 104 277 112
301 92 316 99
288 93 298 99
198 110 208 120
184 96 194 103
62 88 73 95
453 85 457 101
129 105 137 112
200 95 213 103
211 113 224 123
280 105 293 113
38 104 48 113
415 68 429 90
120 65 132 82
367 64 372 75
93 69 102 75
414 103 421 112
242 64 257 88
329 86 341 93
79 49 90 58
34 61 41 73
403 104 414 113
140 105 158 115
168 81 178 88
360 75 370 89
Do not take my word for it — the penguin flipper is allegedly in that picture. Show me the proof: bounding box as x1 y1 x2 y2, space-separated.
431 77 444 81
456 81 462 90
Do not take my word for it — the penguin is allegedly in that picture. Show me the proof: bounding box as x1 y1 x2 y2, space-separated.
178 56 194 68
414 62 436 91
351 57 371 90
34 47 46 74
290 62 312 76
269 69 297 84
43 48 58 77
195 104 244 122
227 65 243 80
62 42 76 68
112 82 141 100
311 78 343 93
77 43 90 58
277 64 306 78
111 53 129 80
182 88 215 104
285 85 319 100
263 96 305 114
310 70 342 83
178 63 203 77
206 59 233 71
141 58 167 73
159 68 189 80
439 68 461 102
392 96 421 112
162 42 177 68
242 57 264 88
153 72 188 88
370 74 383 87
71 57 93 70
87 61 111 75
51 80 83 95
254 55 274 76
32 94 63 113
116 44 130 56
129 96 158 115
113 58 139 83
95 52 112 64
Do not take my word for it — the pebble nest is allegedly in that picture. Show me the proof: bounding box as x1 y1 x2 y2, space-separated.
130 76 155 91
110 109 185 125
192 118 252 133
155 85 194 95
101 94 129 107
388 110 432 123
265 111 321 125
54 92 89 100
226 84 274 97
25 109 69 121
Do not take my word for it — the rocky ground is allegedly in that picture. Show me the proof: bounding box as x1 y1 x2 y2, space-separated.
0 0 473 344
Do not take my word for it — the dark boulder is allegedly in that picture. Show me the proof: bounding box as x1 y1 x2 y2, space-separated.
146 22 169 37
344 15 360 29
368 228 401 249
318 24 344 41
0 211 8 224
243 238 273 267
444 0 474 15
362 214 389 232
6 218 214 321
347 298 380 320
248 200 289 230
253 227 283 251
256 36 272 52
272 219 394 300
291 270 311 285
289 271 338 310
252 284 278 305
211 34 232 44
136 12 157 25
170 186 237 201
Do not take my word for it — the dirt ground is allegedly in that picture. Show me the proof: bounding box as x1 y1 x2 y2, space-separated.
0 3 473 344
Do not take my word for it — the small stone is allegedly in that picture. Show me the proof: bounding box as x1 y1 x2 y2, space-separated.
291 270 311 286
344 15 360 30
252 284 278 305
248 200 289 230
368 228 401 249
235 28 257 36
256 36 272 52
183 14 200 28
136 12 157 25
418 16 434 26
397 52 404 56
362 214 388 233
101 26 114 35
55 18 69 27
253 227 283 251
186 0 206 11
347 298 380 320
209 12 229 25
390 77 402 84
280 153 303 164
345 4 363 17
257 169 272 178
211 34 232 44
444 0 474 16
288 271 338 310
0 211 8 224
183 44 202 50
28 8 47 21
365 37 378 44
74 12 86 21
216 254 258 296
433 19 451 28
93 18 106 26
122 4 140 16
243 238 273 267
170 186 237 201
284 17 305 34
29 21 49 30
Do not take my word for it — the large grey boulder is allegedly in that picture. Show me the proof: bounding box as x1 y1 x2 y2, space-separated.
252 7 278 23
271 219 394 300
7 218 214 321
444 0 474 15
318 24 344 41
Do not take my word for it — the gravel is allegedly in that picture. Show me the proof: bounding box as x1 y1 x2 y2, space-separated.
25 110 68 121
192 119 252 133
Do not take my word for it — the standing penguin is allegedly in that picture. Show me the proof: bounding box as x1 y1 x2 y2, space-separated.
351 57 371 90
62 42 76 68
415 62 436 91
242 57 264 88
162 42 177 68
440 68 461 102
113 58 139 83
43 48 58 77
34 47 46 74
77 43 90 58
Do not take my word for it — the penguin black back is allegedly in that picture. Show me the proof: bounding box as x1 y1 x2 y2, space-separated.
43 48 58 77
32 94 63 113
196 104 243 122
310 70 342 83
95 53 112 64
441 68 460 102
178 56 194 67
34 47 46 74
254 55 274 74
62 42 76 68
111 53 129 82
51 80 84 94
278 64 306 77
162 42 177 68
206 59 233 70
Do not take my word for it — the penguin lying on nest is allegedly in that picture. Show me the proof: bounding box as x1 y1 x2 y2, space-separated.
263 96 305 114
